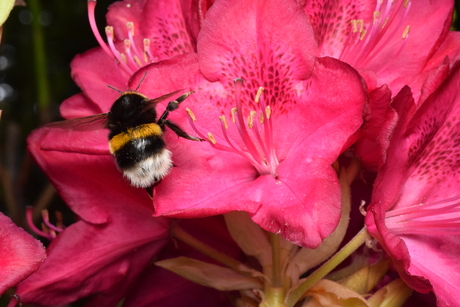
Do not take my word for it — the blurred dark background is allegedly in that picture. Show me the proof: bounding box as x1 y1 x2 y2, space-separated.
0 0 458 306
0 0 114 232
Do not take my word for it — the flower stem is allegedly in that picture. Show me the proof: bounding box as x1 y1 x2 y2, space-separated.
29 0 51 123
285 227 369 307
171 224 249 274
270 232 282 287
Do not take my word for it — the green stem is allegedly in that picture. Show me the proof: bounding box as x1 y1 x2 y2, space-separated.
285 227 369 307
270 232 282 287
171 225 249 274
260 287 287 307
29 0 51 123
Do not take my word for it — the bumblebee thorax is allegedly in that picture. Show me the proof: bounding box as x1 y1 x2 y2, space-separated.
107 92 158 137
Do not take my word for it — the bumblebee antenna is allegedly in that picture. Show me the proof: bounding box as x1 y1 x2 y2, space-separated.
135 71 149 91
107 85 123 94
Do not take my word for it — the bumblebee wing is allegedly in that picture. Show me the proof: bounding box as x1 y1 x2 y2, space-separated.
143 89 186 109
44 113 109 131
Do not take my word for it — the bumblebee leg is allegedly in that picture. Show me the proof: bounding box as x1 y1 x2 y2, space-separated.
158 91 194 123
145 179 162 199
164 119 204 141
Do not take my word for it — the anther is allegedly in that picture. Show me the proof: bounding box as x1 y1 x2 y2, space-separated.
255 87 264 103
105 26 114 40
351 20 358 32
248 111 256 129
134 56 142 67
120 53 127 64
259 113 264 124
219 116 229 129
265 106 271 119
207 132 217 144
143 39 151 62
231 108 237 124
373 12 380 24
402 26 410 39
382 17 389 29
185 107 197 121
126 22 134 36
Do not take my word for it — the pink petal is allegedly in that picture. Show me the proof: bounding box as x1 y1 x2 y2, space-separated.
27 126 151 224
143 56 367 247
0 213 45 294
354 84 394 169
424 31 460 72
70 47 126 112
303 0 375 58
366 62 460 306
107 0 203 61
60 93 105 119
198 0 317 84
17 208 170 306
371 0 453 82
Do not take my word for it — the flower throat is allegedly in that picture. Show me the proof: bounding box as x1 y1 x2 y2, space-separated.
187 79 279 178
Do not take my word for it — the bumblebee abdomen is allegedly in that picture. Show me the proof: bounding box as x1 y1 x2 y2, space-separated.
108 123 163 154
108 123 172 188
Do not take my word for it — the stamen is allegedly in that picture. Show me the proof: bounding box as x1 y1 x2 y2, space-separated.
265 106 271 119
186 107 197 121
207 132 217 144
126 21 134 37
126 22 143 64
231 108 237 124
373 12 380 25
144 38 156 63
219 115 229 129
124 39 140 70
41 209 65 232
339 0 412 70
26 207 53 240
186 80 280 177
385 194 460 235
87 0 160 77
105 26 131 74
248 111 256 129
255 87 264 103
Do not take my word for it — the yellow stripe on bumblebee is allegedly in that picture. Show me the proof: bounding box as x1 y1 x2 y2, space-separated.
109 123 162 154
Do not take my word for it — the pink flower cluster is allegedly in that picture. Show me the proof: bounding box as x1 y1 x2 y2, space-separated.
6 0 460 306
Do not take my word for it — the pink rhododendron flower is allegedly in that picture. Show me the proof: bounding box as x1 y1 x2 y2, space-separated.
122 0 369 248
17 1 243 305
20 125 240 306
365 61 460 307
303 0 460 101
67 0 207 119
19 127 171 305
0 213 45 295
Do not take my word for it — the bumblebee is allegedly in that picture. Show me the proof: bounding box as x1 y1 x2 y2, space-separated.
48 76 202 190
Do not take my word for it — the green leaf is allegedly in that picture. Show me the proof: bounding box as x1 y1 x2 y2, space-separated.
156 256 263 291
0 0 15 26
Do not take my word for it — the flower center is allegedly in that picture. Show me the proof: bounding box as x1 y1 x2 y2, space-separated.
339 0 411 72
186 79 279 178
385 194 460 235
87 0 154 77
